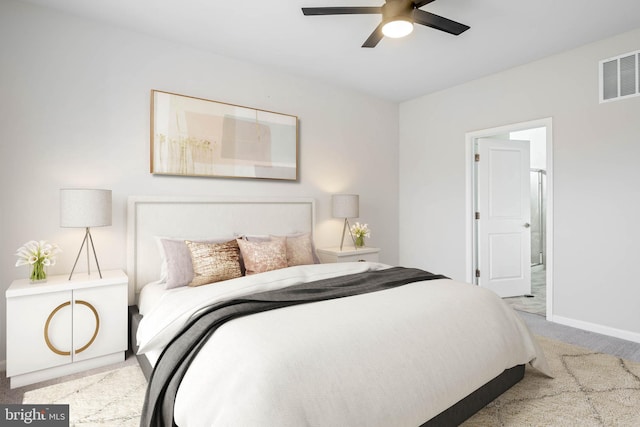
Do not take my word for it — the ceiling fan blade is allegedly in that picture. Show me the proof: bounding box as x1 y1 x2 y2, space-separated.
413 0 437 8
302 7 381 16
362 24 384 48
413 9 469 35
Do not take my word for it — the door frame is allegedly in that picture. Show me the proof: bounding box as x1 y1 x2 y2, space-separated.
465 118 554 321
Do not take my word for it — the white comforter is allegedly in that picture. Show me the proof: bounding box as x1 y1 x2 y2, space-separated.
137 262 551 427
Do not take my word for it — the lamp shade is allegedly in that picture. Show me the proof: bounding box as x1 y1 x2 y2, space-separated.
332 194 359 219
60 189 112 228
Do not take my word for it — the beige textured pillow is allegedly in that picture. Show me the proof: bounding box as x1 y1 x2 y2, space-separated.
236 238 287 275
271 233 315 266
158 237 234 289
185 240 242 287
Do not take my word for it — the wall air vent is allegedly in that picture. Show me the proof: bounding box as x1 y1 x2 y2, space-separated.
599 49 639 103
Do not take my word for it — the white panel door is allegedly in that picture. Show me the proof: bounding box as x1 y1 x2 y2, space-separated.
477 138 531 297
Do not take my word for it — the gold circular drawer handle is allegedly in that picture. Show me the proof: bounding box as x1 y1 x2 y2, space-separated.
74 300 100 354
44 302 71 356
44 300 100 356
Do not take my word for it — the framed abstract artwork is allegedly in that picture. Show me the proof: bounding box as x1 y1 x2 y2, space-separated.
150 90 298 180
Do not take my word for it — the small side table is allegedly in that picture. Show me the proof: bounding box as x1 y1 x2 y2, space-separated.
316 247 380 263
5 270 128 388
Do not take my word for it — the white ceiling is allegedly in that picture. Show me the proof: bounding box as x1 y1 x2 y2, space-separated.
21 0 640 102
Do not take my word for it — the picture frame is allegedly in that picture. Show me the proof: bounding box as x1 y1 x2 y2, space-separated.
150 90 298 181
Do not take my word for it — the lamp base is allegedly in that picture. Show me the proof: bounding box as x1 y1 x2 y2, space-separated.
69 227 103 280
339 218 358 251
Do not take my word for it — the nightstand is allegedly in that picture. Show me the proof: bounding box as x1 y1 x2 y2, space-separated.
5 270 128 388
316 247 380 263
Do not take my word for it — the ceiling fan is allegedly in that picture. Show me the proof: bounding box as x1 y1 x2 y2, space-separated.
302 0 470 48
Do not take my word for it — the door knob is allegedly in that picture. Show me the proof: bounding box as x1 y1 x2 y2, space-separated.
524 223 530 228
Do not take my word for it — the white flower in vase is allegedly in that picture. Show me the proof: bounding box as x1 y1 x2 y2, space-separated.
350 222 371 248
15 240 61 282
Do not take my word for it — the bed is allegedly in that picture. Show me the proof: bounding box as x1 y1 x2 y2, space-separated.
127 196 551 427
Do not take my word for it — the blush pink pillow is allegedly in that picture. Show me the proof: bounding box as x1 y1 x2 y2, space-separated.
236 238 288 275
270 234 315 266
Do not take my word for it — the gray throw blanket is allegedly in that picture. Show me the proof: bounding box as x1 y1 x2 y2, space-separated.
140 266 447 427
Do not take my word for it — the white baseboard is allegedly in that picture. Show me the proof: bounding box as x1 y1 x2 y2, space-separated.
552 315 640 344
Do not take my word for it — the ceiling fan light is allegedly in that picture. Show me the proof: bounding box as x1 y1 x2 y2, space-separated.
381 19 414 38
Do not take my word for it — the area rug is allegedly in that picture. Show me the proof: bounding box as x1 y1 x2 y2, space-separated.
21 336 640 426
22 364 146 426
463 335 640 426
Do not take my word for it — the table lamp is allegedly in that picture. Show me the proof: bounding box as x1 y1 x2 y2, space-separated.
332 194 359 251
60 189 112 280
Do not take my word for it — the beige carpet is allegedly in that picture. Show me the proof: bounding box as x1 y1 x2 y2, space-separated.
21 336 640 426
22 364 146 426
464 335 640 426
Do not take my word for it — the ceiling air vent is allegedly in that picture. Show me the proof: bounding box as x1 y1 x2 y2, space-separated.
599 49 639 103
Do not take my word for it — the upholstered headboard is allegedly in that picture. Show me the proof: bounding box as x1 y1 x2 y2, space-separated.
126 196 315 303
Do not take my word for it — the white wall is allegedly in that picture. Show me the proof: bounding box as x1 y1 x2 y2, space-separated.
0 0 399 363
400 28 640 341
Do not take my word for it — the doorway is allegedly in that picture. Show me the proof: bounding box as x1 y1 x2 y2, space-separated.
465 118 553 320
